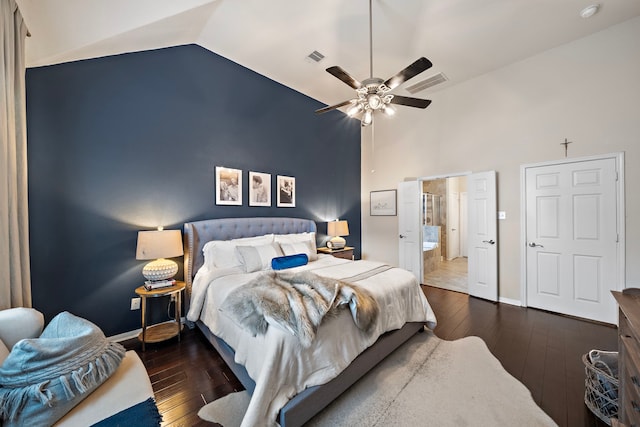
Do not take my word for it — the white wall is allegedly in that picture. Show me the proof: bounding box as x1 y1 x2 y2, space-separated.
361 16 640 301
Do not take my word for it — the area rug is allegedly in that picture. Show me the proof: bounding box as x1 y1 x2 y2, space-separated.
198 331 557 426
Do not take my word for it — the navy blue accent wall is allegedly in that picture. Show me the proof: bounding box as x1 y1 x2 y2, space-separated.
26 44 361 336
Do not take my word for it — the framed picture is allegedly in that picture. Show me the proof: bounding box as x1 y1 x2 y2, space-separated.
215 167 242 206
249 171 271 207
370 189 397 216
277 175 295 207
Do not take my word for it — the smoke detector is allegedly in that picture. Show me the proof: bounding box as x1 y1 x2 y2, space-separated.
580 4 600 19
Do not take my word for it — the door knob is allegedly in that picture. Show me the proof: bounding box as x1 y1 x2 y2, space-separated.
528 242 544 248
482 240 495 245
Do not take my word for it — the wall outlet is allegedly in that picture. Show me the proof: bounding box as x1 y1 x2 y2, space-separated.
498 211 507 220
130 297 141 310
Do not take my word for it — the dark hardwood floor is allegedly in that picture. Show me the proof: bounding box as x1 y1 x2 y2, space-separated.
422 286 617 427
123 286 618 426
123 329 242 427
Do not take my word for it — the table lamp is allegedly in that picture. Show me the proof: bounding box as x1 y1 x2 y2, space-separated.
136 228 183 281
327 220 349 249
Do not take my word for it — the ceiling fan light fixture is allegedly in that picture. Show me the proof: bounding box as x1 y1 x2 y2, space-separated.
314 0 433 124
579 4 600 18
367 94 383 110
347 103 363 117
362 109 373 126
382 105 395 116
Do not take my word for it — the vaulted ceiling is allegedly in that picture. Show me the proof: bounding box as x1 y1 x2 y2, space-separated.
16 0 640 109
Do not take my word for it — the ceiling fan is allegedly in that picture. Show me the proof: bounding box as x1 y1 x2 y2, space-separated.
315 0 433 126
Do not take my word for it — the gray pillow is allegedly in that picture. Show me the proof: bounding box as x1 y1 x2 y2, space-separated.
236 243 284 273
0 311 126 427
279 241 318 261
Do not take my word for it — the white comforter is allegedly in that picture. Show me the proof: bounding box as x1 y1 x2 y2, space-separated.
187 255 437 427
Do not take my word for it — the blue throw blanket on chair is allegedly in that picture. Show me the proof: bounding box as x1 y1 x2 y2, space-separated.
0 311 126 426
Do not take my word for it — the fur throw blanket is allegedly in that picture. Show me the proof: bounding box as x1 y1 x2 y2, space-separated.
221 271 380 347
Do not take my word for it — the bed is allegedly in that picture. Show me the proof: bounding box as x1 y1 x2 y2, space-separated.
183 217 436 427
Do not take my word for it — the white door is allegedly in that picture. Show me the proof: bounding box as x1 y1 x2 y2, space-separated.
460 192 468 257
398 181 422 283
447 191 460 260
524 157 619 323
467 171 498 301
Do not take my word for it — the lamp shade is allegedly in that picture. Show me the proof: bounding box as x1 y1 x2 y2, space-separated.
136 229 183 281
327 220 349 237
136 230 183 260
327 220 349 249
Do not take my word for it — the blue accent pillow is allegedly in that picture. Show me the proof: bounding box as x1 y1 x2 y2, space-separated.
271 253 309 270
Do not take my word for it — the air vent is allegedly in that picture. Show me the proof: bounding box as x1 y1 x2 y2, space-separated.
306 50 325 63
405 72 448 94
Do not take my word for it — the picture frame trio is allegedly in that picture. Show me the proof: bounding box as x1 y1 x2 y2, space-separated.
215 167 295 208
216 167 397 215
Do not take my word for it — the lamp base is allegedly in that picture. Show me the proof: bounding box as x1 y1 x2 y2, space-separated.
327 236 346 249
143 258 178 281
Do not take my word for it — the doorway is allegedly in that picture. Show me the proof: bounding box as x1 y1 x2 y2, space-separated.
400 172 498 301
421 175 469 293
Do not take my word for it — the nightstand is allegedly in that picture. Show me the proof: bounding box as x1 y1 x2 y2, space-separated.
317 246 355 260
134 281 185 351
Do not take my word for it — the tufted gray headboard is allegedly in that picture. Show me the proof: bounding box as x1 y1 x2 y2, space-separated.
183 217 317 296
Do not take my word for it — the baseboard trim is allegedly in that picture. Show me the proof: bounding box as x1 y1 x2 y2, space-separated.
108 328 141 343
498 297 521 306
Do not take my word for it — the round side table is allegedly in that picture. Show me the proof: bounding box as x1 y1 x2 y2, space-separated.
134 281 185 351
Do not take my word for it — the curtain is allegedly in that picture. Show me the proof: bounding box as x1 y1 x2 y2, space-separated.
0 0 31 309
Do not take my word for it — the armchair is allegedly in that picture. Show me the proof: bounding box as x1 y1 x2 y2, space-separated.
0 308 157 426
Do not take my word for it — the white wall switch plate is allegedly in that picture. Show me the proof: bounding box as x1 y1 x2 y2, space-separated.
130 297 141 310
498 211 507 220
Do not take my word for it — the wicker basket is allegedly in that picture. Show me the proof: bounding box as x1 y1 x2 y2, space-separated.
583 349 619 426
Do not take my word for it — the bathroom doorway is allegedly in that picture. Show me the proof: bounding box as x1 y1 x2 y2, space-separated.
421 175 468 293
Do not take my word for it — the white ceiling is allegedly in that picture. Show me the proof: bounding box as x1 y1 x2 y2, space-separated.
16 0 640 109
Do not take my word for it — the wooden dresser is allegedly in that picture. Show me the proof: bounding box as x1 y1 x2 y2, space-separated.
612 290 640 426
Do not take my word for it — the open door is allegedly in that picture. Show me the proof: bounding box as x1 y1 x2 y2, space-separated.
398 180 422 283
467 171 498 301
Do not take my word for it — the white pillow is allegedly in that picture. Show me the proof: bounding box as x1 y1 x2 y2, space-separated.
275 232 317 256
279 241 318 261
274 231 315 243
203 234 274 269
236 243 284 273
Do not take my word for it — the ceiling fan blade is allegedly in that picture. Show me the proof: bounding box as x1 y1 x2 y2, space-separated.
384 57 433 90
315 99 356 115
326 66 363 90
389 95 432 109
